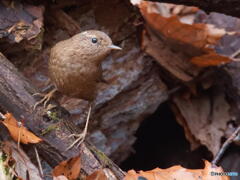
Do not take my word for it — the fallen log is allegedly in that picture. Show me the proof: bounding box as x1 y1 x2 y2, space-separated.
0 52 125 179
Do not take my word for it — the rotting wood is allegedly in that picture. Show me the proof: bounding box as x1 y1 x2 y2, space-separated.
0 52 125 179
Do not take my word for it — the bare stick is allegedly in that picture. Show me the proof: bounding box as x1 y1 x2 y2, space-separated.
230 48 240 62
212 126 240 165
231 48 240 59
34 146 44 179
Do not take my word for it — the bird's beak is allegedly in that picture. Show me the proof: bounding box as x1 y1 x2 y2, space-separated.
108 44 122 50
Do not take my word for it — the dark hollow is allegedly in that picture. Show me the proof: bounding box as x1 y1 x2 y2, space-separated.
120 102 212 171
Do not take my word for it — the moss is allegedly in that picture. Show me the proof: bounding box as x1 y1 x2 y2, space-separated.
88 145 111 166
41 110 64 135
47 110 62 122
41 123 59 135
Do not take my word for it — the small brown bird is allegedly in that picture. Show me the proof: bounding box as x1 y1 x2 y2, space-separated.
34 30 121 149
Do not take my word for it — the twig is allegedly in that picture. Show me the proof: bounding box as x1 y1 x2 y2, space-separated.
230 48 240 62
212 126 240 165
17 128 21 149
230 48 240 59
34 147 44 179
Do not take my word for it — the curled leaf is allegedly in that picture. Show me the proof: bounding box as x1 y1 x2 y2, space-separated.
124 161 229 180
52 155 81 180
86 169 108 180
2 113 42 144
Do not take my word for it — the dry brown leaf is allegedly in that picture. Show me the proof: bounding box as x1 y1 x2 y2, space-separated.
53 175 68 180
135 1 234 68
171 102 200 150
86 169 108 180
191 52 231 67
124 160 229 180
138 1 218 50
142 28 201 81
172 92 231 155
139 1 229 49
2 113 42 144
52 155 81 180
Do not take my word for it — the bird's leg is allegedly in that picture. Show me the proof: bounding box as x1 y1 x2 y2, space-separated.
33 88 57 110
66 104 92 150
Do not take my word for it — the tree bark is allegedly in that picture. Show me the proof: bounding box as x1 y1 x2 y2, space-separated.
0 0 169 165
0 52 125 179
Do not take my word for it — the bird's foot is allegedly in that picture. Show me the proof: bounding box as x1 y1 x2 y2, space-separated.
33 88 57 110
66 105 92 150
66 133 86 150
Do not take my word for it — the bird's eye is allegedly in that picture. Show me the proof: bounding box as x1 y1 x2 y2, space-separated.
91 38 98 43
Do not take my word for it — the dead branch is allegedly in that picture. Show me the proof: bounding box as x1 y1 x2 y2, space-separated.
212 126 240 165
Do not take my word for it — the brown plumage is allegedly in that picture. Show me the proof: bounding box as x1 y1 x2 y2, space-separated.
48 30 121 101
33 30 121 149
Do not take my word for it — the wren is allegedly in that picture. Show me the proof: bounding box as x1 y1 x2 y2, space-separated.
49 30 121 101
34 30 121 149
